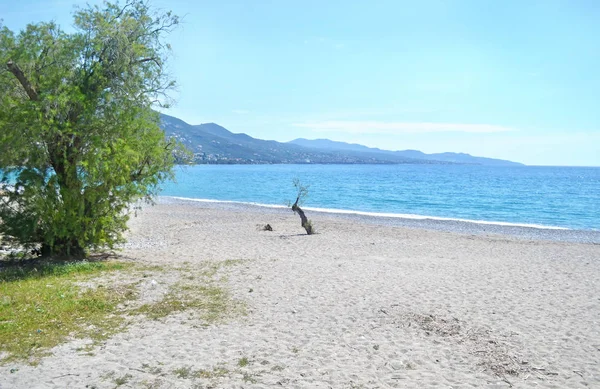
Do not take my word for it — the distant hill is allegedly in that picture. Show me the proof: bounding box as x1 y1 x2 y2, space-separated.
160 113 523 166
289 138 523 166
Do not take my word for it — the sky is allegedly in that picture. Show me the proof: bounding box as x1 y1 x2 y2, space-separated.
2 0 599 166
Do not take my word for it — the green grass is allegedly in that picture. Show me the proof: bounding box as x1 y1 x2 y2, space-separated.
173 366 193 379
114 373 132 386
134 283 241 322
0 259 246 365
134 261 246 322
237 356 249 367
172 365 230 380
242 372 258 384
0 261 133 364
0 261 129 282
195 366 230 379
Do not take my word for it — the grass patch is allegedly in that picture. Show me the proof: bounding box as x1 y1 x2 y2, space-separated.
133 261 246 323
242 372 258 384
237 356 249 367
134 283 241 322
114 373 132 386
0 259 246 365
0 261 129 282
173 366 193 379
195 366 230 379
172 365 230 380
0 260 134 364
201 259 246 278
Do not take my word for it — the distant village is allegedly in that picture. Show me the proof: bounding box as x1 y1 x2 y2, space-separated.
190 151 385 165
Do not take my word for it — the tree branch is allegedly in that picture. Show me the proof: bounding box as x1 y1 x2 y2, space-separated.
6 60 39 101
164 139 174 151
134 57 161 67
131 156 151 181
111 2 133 23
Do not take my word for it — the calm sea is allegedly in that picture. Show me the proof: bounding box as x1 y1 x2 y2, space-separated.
161 164 600 231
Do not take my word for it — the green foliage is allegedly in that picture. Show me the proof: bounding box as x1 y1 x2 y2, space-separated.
291 178 309 207
0 2 184 257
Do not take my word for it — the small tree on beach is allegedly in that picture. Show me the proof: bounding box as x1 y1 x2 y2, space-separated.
289 178 315 235
0 1 184 257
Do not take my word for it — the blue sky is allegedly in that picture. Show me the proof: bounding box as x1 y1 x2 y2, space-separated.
2 0 599 166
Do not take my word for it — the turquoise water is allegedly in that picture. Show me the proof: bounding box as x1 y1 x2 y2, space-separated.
161 165 600 230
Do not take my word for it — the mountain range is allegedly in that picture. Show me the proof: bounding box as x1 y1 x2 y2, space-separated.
160 113 523 166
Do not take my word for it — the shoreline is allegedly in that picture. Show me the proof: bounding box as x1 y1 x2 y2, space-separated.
160 196 600 244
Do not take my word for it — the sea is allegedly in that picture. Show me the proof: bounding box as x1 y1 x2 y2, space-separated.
161 164 600 231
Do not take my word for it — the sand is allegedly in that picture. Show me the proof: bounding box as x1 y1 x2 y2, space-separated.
2 198 600 388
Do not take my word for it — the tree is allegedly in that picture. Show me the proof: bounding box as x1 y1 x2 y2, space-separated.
289 178 315 235
0 1 184 257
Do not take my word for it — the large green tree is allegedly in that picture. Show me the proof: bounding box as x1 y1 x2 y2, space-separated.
0 1 183 257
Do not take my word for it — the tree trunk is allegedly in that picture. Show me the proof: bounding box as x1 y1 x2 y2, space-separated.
41 239 86 258
45 137 86 258
291 199 313 235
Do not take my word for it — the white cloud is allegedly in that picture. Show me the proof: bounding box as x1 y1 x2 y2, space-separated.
292 121 515 134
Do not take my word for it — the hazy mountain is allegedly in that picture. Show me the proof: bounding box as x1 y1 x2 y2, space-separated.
160 113 523 166
288 138 376 153
289 138 523 166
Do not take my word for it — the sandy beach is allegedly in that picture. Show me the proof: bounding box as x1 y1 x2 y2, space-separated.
2 198 600 388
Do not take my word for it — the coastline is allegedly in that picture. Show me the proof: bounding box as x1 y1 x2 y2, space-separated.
161 196 600 244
